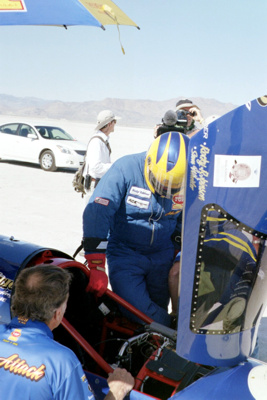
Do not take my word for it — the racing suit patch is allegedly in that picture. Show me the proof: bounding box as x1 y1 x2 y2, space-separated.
129 186 151 199
94 197 109 206
126 196 149 209
8 329 21 342
172 193 184 211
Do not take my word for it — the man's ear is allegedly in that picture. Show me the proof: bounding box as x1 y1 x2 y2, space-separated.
54 308 62 324
47 307 62 331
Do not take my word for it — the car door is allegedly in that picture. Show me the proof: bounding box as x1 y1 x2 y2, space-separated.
16 124 40 162
0 123 20 159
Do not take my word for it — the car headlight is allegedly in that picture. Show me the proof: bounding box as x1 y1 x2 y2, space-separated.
56 145 72 154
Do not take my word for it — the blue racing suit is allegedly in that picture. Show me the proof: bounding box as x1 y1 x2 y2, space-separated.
0 317 94 400
83 152 183 326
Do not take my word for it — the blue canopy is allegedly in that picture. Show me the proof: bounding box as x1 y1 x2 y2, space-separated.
0 0 138 29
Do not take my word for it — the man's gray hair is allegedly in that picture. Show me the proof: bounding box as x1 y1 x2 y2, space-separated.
11 265 72 323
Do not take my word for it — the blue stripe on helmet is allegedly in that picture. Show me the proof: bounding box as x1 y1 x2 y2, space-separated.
156 133 170 163
167 132 182 172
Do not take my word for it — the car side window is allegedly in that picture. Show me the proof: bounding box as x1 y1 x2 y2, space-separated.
19 125 36 138
0 124 19 135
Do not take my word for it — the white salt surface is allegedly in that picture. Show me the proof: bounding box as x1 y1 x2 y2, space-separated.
0 115 154 262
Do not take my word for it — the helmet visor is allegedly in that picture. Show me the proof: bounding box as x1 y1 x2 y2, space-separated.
148 166 184 198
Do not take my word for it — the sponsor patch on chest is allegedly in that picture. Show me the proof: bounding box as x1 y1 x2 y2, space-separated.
165 193 184 216
129 186 151 199
126 196 150 209
172 193 184 210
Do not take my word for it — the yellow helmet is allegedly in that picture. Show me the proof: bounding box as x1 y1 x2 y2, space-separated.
144 131 188 198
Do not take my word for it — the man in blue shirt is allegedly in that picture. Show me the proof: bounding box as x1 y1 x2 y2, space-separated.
83 132 189 327
0 265 134 400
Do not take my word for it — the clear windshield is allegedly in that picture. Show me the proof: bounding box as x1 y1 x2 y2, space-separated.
35 126 74 140
190 204 267 335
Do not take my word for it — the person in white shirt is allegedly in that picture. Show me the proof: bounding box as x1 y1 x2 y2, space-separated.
83 110 120 198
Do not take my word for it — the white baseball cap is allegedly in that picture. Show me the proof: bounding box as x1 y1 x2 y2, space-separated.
95 110 121 130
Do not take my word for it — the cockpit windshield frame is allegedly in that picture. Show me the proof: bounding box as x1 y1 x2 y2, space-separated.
190 203 267 335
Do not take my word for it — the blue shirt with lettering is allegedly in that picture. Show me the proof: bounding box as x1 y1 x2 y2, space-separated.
0 317 94 400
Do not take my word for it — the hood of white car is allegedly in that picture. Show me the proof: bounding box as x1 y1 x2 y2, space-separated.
52 139 87 151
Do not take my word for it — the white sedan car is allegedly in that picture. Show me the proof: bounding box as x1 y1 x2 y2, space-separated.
0 122 87 171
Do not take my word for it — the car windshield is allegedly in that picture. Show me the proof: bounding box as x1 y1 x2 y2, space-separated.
35 126 74 141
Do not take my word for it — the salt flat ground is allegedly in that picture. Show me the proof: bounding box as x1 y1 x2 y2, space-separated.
0 115 266 362
0 115 154 258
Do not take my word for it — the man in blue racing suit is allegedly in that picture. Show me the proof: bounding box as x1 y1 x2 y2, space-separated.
83 131 189 327
0 265 134 400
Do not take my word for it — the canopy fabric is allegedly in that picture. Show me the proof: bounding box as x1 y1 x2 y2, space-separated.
0 0 138 29
78 0 139 28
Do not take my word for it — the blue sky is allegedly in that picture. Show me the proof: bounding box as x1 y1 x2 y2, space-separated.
0 0 266 106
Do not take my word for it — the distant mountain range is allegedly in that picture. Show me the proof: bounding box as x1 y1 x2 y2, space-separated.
0 94 238 128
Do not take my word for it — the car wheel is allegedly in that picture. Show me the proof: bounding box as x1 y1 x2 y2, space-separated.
40 150 57 172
